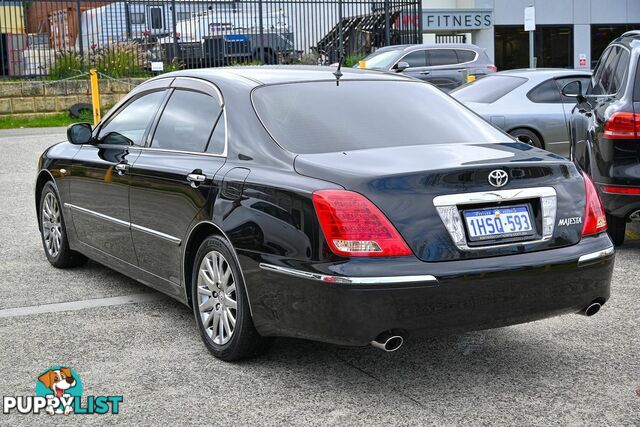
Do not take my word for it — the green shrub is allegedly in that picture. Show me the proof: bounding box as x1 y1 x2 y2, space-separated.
48 51 85 79
343 55 365 68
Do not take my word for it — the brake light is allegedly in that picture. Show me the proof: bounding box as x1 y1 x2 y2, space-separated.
581 172 607 236
487 64 497 72
312 190 412 257
602 185 640 195
603 112 640 139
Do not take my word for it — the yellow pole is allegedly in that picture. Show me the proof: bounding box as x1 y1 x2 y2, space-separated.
89 69 101 125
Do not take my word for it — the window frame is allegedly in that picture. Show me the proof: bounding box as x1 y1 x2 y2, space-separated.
143 77 228 157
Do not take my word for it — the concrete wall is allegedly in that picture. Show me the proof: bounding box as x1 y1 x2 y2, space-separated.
422 0 640 66
0 78 145 117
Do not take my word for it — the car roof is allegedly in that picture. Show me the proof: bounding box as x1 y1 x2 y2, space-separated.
492 68 591 81
376 43 483 53
160 65 412 86
615 31 640 49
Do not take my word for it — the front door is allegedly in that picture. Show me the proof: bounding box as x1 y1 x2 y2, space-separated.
129 78 227 284
68 89 168 263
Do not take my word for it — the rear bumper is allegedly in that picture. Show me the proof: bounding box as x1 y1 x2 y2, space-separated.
599 188 640 219
240 234 614 346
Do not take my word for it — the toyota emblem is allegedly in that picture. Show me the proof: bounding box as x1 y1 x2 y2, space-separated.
488 170 509 188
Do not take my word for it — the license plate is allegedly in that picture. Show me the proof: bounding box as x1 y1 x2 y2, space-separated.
463 205 534 241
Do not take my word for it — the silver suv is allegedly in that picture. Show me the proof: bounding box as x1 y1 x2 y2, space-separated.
358 43 496 91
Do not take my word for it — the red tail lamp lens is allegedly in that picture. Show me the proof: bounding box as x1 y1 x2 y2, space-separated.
581 172 607 236
312 190 412 257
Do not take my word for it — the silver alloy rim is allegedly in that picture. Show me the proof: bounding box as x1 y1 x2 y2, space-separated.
41 192 62 258
197 250 237 345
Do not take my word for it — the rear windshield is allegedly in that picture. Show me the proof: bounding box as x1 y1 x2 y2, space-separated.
252 80 511 154
451 75 528 103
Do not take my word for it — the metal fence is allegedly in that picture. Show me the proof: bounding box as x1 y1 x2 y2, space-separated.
0 0 422 79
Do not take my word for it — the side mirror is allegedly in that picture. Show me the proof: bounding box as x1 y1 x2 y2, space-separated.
395 61 410 73
561 80 586 102
67 123 93 145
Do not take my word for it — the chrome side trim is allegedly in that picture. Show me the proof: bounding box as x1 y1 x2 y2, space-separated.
259 263 438 285
131 223 181 246
64 203 130 228
64 203 181 245
577 246 614 265
433 187 557 252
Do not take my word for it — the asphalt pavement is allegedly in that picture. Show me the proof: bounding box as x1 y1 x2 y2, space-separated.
0 127 638 425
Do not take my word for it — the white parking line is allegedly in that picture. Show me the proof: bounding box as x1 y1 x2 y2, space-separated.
0 293 166 318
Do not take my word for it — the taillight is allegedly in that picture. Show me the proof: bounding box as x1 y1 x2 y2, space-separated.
602 185 640 195
581 172 607 236
312 190 412 257
487 64 497 72
603 112 640 139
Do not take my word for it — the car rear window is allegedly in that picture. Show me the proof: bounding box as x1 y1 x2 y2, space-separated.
451 75 528 103
252 80 511 154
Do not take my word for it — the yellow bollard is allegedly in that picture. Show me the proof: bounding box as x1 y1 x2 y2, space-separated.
467 74 477 83
89 69 101 125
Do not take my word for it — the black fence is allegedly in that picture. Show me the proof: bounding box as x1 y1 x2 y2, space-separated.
0 0 422 79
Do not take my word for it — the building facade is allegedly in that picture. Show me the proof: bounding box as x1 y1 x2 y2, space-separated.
421 0 640 69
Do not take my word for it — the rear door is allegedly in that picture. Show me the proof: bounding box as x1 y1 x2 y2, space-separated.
524 79 570 156
556 75 592 156
396 49 429 81
424 49 466 92
128 78 227 285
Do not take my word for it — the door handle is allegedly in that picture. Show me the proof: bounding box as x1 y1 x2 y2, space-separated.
419 71 431 75
187 173 206 188
114 163 129 176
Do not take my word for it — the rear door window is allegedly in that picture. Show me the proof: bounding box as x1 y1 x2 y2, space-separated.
451 75 527 103
527 79 561 103
427 49 459 66
151 89 223 153
456 49 476 63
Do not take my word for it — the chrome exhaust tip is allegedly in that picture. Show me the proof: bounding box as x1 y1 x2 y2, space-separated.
580 302 602 317
371 333 404 352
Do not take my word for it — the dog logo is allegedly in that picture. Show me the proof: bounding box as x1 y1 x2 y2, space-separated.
36 366 82 415
488 169 509 188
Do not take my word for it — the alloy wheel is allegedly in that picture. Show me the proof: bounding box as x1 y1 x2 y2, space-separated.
41 192 62 258
197 250 238 345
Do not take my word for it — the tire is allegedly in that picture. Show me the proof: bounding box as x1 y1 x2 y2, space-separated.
68 103 92 119
38 182 87 268
191 235 271 361
606 214 626 246
510 128 543 149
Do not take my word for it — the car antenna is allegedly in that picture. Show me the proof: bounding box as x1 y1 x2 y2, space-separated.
333 56 343 86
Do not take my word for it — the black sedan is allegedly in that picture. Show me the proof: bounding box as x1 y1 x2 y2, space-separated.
36 67 614 361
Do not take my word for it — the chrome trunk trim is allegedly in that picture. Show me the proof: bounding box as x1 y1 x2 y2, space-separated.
577 246 615 265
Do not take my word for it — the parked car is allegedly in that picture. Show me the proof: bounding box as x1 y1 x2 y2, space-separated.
357 43 496 91
451 69 592 158
562 31 640 245
36 67 613 361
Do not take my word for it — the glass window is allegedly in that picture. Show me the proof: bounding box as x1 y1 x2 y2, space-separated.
150 8 163 29
451 75 528 103
252 81 511 155
527 79 561 103
427 49 458 66
495 26 573 70
456 49 476 63
151 90 222 153
591 46 621 95
207 112 226 154
176 12 192 21
556 76 591 102
130 12 145 25
591 25 640 68
400 50 427 68
610 49 630 94
361 49 403 70
98 90 166 146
